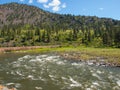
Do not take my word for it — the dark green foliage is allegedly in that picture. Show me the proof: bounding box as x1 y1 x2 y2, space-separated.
114 28 120 48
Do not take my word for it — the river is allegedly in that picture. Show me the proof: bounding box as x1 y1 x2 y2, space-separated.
0 53 120 90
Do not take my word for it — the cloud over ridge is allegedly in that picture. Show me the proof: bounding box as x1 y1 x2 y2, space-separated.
20 0 66 12
37 0 48 3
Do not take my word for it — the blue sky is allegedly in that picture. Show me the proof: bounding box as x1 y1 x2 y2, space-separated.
0 0 120 20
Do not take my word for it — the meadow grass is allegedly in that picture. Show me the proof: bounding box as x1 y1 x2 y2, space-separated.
13 45 120 65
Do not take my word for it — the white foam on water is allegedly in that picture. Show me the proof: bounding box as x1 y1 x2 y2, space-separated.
51 58 58 62
108 75 114 80
35 87 43 90
18 57 24 61
15 83 21 88
36 58 43 62
6 83 21 89
39 77 46 82
61 77 70 85
69 77 82 87
27 75 40 81
16 70 23 76
92 82 100 86
29 59 37 62
61 77 67 80
18 55 29 61
36 56 47 62
27 75 34 79
116 80 120 86
24 64 32 70
29 58 43 63
92 73 101 80
45 56 55 61
71 62 79 66
22 55 32 59
12 63 21 68
17 55 33 62
49 74 58 82
87 61 94 65
45 56 60 61
29 55 59 64
110 72 113 74
90 85 97 89
31 69 36 72
56 61 65 65
12 61 17 64
113 86 120 90
11 71 16 75
49 74 55 78
90 69 94 73
25 74 38 80
6 83 15 86
39 55 48 58
71 62 84 66
96 70 103 74
86 88 91 90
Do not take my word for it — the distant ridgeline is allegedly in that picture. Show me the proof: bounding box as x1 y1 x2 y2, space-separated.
0 3 120 47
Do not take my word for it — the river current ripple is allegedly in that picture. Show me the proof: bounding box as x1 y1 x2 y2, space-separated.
0 54 120 90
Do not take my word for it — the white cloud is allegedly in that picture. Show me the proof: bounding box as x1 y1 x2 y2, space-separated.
46 0 61 12
43 4 50 8
20 0 66 12
52 6 60 12
62 3 66 8
48 0 61 7
37 0 48 3
29 0 33 3
20 0 24 2
43 0 66 12
99 8 104 11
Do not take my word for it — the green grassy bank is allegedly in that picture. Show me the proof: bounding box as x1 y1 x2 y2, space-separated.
17 46 120 66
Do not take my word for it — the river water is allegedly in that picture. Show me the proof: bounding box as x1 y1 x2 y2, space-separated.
0 53 120 90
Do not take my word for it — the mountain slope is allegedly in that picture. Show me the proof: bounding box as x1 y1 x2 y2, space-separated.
0 2 119 29
0 3 56 27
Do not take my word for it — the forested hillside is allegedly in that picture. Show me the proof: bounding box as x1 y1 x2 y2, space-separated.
0 3 120 47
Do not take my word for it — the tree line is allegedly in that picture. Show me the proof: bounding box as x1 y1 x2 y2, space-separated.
0 23 120 48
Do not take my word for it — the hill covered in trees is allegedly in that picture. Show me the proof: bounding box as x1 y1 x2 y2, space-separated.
0 3 120 47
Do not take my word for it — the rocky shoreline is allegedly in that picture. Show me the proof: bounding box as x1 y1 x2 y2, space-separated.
0 85 16 90
58 52 120 67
